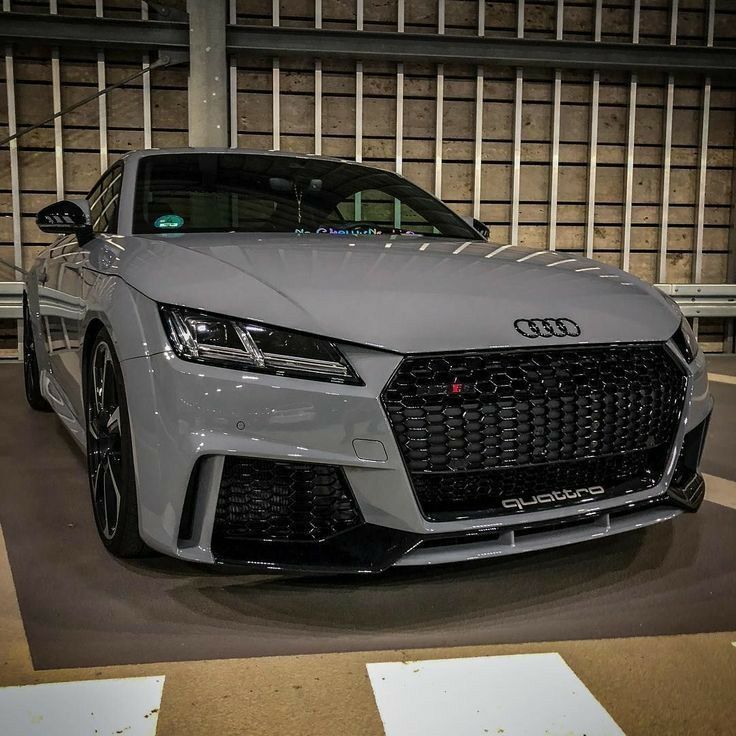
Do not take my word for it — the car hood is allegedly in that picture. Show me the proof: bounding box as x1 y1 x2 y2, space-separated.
104 233 681 353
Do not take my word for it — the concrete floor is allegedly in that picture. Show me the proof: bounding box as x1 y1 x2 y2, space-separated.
1 360 735 734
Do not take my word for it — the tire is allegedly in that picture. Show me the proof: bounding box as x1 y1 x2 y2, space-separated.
85 328 146 558
22 296 52 412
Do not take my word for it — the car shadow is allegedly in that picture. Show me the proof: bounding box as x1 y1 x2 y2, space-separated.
161 516 695 634
40 399 717 641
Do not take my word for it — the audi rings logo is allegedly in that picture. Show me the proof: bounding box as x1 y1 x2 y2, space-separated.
513 317 582 339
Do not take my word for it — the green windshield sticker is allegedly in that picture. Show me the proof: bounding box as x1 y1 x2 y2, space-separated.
154 214 184 230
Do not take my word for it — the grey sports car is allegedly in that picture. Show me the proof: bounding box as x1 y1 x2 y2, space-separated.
24 148 712 572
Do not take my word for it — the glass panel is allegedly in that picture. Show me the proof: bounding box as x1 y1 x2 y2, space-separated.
89 166 123 233
88 176 107 230
98 168 123 233
132 153 476 239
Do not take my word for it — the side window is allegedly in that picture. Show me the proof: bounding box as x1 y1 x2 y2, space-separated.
88 176 106 230
88 164 123 234
97 166 123 233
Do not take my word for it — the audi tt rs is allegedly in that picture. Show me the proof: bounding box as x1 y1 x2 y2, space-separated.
23 149 712 572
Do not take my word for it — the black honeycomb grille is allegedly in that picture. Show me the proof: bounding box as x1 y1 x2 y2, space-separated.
212 457 362 545
413 447 666 518
382 344 686 519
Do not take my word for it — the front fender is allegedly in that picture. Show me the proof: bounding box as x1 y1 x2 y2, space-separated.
80 273 169 362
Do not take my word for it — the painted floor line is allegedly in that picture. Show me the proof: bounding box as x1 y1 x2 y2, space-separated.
0 675 165 736
367 653 625 736
703 474 736 511
708 372 736 385
0 524 33 678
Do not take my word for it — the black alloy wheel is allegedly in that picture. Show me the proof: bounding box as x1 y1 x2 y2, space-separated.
86 329 146 557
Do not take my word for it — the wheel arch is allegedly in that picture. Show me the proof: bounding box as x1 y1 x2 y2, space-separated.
22 287 51 372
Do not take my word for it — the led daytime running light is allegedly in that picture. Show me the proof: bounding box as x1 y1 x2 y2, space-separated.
160 305 361 384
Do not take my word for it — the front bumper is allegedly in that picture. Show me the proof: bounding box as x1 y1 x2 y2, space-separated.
120 339 712 573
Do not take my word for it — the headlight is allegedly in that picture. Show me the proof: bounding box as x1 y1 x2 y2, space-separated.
672 316 699 364
159 305 362 384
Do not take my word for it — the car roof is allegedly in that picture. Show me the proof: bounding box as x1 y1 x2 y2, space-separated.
120 147 366 168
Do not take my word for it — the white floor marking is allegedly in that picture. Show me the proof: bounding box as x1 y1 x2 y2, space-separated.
0 675 165 736
708 372 736 385
516 249 546 262
703 474 736 511
484 244 514 259
367 653 624 736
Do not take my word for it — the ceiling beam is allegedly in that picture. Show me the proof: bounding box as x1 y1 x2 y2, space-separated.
1 12 187 52
1 12 736 76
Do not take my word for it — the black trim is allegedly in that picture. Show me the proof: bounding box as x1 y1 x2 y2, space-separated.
178 456 205 543
670 319 697 364
212 496 681 574
214 524 420 574
667 412 711 511
668 474 705 511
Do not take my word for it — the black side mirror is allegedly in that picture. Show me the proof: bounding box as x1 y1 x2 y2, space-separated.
36 199 92 240
462 215 490 241
471 218 490 241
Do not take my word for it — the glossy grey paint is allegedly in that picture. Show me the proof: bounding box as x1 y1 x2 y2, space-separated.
115 337 710 563
24 148 710 568
106 232 682 354
113 148 682 353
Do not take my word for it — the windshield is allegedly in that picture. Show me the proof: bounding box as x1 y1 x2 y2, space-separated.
132 153 478 239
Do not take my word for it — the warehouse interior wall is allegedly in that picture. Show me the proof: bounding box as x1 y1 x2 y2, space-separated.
1 0 736 355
